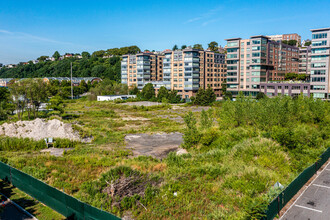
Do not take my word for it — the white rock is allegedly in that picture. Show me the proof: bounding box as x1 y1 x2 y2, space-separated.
176 148 188 156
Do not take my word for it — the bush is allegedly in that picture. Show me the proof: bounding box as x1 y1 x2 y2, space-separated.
0 137 46 151
53 138 79 148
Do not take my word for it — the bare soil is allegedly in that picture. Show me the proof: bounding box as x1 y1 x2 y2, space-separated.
124 132 183 159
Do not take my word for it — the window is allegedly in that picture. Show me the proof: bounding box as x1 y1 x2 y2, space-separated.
311 77 326 82
312 48 327 54
312 41 327 46
227 48 238 53
227 42 238 47
311 70 326 75
227 54 238 59
312 33 327 39
252 40 260 44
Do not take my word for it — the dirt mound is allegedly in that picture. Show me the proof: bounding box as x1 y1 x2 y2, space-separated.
125 132 183 158
0 118 81 141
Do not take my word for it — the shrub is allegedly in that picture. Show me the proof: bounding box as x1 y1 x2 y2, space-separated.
0 137 46 151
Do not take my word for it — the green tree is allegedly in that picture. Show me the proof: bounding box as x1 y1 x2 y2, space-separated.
256 92 267 100
81 51 91 59
129 85 139 95
140 83 155 100
304 41 311 46
52 51 60 60
172 45 178 50
193 44 203 50
157 86 169 101
37 56 49 62
183 111 200 148
194 87 216 106
181 45 187 50
47 95 64 113
168 90 181 103
208 41 219 52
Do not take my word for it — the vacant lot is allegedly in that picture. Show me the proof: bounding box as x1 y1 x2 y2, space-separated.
0 96 329 219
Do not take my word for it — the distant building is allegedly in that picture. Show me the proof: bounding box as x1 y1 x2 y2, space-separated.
97 95 136 101
121 48 227 99
299 46 312 76
225 35 299 96
310 27 330 99
0 78 14 87
267 33 301 46
43 77 102 86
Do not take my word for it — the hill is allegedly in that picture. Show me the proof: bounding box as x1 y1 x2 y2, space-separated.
0 46 140 80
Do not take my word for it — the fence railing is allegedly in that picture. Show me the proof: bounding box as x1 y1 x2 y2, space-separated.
263 147 330 220
0 161 120 220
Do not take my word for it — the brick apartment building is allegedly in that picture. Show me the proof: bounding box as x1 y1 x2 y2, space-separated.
267 33 302 46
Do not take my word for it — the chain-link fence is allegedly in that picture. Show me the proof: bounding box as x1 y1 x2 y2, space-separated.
0 161 120 220
264 147 330 219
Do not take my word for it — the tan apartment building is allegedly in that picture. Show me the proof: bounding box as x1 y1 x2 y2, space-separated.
121 52 164 90
121 48 226 98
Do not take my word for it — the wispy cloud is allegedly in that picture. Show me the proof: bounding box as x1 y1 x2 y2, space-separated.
184 6 223 25
0 28 73 45
202 19 219 26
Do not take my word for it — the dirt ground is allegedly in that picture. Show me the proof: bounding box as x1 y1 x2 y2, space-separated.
121 101 163 106
124 132 183 159
40 147 74 157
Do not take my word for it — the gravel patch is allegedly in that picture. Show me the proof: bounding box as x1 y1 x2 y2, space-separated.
125 132 183 159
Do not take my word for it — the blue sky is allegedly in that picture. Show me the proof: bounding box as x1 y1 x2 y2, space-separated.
1 0 330 64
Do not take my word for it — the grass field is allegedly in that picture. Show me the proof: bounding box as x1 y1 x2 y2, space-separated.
0 96 329 219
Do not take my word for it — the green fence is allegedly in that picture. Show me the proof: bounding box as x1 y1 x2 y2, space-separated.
264 147 330 220
0 161 120 220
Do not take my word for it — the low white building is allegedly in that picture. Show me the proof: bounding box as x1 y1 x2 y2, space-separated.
97 95 136 101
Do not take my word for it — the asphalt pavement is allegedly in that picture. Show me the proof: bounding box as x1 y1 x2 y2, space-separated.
280 162 330 220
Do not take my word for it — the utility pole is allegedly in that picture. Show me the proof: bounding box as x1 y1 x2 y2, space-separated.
71 62 73 99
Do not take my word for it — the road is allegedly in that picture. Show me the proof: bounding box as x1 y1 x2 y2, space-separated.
280 162 330 220
0 195 35 220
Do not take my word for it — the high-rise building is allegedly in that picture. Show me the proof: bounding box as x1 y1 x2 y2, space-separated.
121 49 226 98
298 46 312 76
121 52 164 90
225 35 299 96
310 28 330 99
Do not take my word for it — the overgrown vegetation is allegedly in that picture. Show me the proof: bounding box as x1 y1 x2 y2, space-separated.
0 94 329 219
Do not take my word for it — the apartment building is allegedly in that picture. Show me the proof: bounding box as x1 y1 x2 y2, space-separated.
225 35 299 96
267 33 301 46
310 28 330 99
121 52 164 90
122 48 226 98
298 46 312 76
163 48 226 98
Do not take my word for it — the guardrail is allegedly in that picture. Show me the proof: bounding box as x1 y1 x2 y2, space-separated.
0 161 120 220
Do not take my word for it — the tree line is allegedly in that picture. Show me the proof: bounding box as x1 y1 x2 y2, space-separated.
0 46 141 80
0 79 94 121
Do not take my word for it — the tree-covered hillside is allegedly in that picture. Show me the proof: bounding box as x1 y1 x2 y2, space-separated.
0 46 140 80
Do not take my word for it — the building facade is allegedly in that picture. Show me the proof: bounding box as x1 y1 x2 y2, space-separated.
298 46 312 76
310 28 330 99
267 33 302 46
121 49 226 98
121 52 164 90
225 35 299 96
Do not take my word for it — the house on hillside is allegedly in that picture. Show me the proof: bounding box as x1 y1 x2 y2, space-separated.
0 78 14 87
